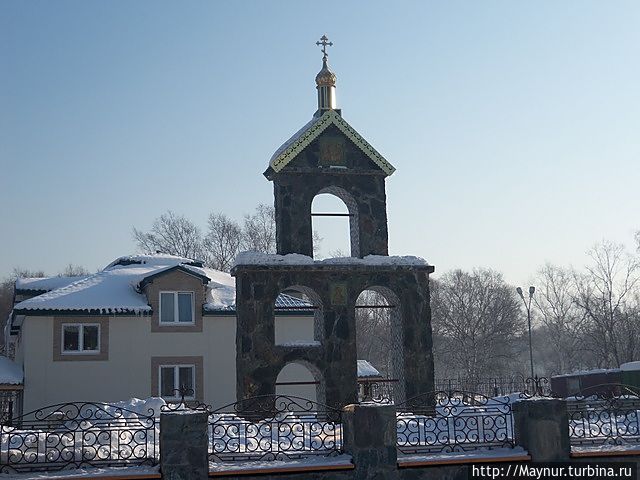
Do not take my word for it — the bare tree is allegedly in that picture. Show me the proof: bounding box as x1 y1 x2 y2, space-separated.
60 264 89 277
533 263 589 374
133 204 326 270
240 204 277 254
355 290 393 375
574 240 640 367
133 211 206 261
430 268 525 383
312 231 323 257
203 213 243 272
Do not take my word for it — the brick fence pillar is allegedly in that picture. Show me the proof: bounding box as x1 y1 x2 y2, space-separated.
342 403 398 480
160 411 209 480
513 398 570 462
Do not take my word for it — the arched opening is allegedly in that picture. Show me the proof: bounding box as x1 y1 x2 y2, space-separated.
311 186 359 259
355 287 405 403
275 362 324 404
274 286 322 346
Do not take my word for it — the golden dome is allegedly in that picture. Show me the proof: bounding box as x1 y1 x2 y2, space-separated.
315 57 336 87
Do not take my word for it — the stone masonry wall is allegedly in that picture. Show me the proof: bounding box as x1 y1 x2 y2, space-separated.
233 263 434 408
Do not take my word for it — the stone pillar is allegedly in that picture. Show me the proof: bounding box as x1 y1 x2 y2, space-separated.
160 411 209 480
342 403 398 480
513 398 570 462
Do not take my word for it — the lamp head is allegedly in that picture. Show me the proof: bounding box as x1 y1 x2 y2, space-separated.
529 286 536 297
516 287 523 297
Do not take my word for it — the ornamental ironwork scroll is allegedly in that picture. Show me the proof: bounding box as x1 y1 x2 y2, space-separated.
568 384 640 449
396 390 515 455
0 402 157 473
208 394 342 462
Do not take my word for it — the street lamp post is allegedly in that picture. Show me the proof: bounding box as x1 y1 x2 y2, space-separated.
517 286 536 380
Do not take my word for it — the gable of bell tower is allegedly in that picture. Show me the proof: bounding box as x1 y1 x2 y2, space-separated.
264 48 394 258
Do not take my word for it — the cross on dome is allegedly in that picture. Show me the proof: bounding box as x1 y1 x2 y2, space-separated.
316 35 333 60
315 35 337 112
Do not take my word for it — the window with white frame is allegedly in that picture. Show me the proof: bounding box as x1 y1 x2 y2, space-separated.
62 324 100 354
159 365 195 399
159 291 194 324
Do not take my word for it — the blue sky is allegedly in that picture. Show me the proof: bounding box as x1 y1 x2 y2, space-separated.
1 0 639 285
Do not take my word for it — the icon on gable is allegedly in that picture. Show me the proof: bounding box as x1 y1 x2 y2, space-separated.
319 136 347 167
330 283 348 306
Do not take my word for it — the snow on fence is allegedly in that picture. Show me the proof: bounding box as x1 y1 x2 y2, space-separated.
0 399 161 473
207 395 343 462
396 391 516 455
568 391 640 450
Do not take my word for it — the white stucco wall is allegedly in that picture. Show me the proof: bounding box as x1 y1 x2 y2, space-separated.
20 313 316 413
276 363 318 402
21 314 237 412
274 315 315 345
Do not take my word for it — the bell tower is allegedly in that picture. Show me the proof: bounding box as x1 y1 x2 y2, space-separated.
264 36 395 258
233 36 435 408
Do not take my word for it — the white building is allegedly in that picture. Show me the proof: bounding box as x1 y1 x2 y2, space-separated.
7 253 320 413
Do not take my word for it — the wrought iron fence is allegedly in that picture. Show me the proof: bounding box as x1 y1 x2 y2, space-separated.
396 390 515 455
435 375 552 398
568 385 640 449
357 379 397 403
208 395 342 462
0 402 158 473
0 390 23 424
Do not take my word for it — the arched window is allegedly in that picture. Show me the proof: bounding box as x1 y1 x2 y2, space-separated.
355 287 405 402
274 286 322 346
311 186 359 258
275 362 324 404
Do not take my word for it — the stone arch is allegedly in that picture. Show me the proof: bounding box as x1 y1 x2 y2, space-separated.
355 285 405 402
274 285 324 345
275 361 325 404
312 186 360 258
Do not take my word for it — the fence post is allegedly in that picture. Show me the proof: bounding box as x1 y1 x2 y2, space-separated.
342 403 398 480
512 398 570 462
160 411 209 480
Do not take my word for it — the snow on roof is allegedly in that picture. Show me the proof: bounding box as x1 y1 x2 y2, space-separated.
357 360 382 378
199 267 314 312
13 254 314 315
15 276 90 292
552 367 621 378
105 253 202 269
620 361 640 372
13 265 157 314
234 252 429 268
274 293 315 310
269 116 320 164
0 356 23 384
